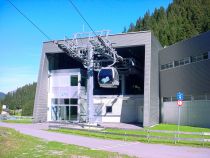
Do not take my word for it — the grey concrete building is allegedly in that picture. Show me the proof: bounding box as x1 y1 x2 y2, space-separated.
33 30 210 128
159 31 210 128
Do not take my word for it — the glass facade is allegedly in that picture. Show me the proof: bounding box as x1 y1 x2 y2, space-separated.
51 106 77 121
51 98 78 121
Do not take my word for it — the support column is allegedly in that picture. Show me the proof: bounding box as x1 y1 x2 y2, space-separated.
87 46 94 123
121 74 126 95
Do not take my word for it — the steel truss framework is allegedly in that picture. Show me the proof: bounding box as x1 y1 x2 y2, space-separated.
54 30 137 123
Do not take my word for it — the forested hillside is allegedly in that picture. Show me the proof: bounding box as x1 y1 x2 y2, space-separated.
0 92 5 100
126 0 210 46
0 83 36 116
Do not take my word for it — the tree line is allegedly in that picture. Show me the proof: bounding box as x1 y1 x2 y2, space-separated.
125 0 210 46
0 82 36 116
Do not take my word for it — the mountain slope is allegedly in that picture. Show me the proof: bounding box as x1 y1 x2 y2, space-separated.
0 92 5 100
126 0 210 46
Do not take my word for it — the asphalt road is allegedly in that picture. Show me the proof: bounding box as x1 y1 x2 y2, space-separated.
0 122 210 158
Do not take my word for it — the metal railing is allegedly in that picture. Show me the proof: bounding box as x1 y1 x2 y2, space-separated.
48 122 210 147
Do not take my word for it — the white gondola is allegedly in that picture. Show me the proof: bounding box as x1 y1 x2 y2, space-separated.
98 67 119 88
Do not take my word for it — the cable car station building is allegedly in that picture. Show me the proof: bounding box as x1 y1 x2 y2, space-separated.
33 31 210 128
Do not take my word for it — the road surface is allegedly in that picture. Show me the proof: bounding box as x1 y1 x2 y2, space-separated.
0 122 210 158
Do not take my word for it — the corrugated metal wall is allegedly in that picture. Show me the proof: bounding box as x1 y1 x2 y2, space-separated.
161 100 210 128
159 31 210 97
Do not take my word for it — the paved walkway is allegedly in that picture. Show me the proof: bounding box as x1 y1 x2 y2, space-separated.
0 122 210 158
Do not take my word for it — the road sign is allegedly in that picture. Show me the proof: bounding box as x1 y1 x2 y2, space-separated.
177 100 183 106
176 92 184 100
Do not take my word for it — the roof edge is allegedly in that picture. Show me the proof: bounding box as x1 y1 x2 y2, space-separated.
43 30 151 44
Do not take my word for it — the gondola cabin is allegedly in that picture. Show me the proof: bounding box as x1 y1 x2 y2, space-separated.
98 67 119 88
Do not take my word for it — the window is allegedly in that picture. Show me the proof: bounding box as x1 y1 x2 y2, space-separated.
163 97 171 102
52 98 58 104
71 75 78 86
64 99 70 104
191 56 196 63
161 52 210 71
167 62 173 68
106 106 112 113
98 69 113 84
161 65 166 70
203 52 208 60
179 59 185 66
160 62 173 70
184 58 190 64
196 55 203 61
70 98 78 105
174 60 179 67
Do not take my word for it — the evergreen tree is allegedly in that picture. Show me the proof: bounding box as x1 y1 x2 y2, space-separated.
126 0 210 46
0 82 37 116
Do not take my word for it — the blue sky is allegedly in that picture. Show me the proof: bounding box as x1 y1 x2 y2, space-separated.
0 0 172 93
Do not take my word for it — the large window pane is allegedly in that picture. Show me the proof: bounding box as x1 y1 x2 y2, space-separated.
64 99 70 104
70 98 78 105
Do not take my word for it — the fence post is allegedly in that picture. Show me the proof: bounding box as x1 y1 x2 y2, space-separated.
202 132 205 147
147 130 150 143
124 131 127 141
174 132 177 144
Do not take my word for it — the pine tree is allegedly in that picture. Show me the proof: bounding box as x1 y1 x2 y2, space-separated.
126 0 210 46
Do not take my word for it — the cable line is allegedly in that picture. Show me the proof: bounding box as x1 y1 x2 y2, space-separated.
6 0 52 41
67 0 98 37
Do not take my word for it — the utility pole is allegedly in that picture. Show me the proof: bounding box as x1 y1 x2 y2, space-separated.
87 45 94 123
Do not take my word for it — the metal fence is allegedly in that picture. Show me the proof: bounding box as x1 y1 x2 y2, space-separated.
0 115 33 120
48 122 210 147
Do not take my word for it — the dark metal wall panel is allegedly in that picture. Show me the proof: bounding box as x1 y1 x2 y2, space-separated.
160 61 210 97
159 31 210 64
159 31 210 97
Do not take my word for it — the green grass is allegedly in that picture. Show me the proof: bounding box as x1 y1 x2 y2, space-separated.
151 124 210 132
1 119 32 124
0 127 134 158
49 124 210 148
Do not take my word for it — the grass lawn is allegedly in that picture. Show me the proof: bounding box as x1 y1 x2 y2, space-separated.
0 127 134 158
1 119 32 124
150 124 210 132
49 124 210 148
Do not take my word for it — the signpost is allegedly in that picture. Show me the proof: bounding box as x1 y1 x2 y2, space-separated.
176 92 184 142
